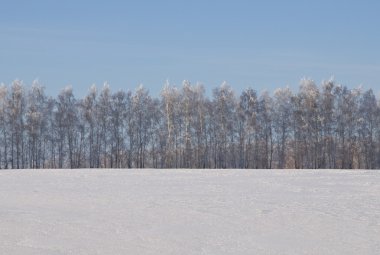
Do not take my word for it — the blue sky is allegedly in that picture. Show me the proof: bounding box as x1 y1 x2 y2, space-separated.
1 0 379 97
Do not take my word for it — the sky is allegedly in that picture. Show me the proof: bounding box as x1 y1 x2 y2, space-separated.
1 0 380 97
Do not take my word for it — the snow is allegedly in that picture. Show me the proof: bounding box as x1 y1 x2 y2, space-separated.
0 169 379 255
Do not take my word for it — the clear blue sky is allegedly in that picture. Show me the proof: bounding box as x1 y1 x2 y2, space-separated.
1 0 379 97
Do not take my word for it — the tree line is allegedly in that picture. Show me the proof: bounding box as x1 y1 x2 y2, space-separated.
0 78 379 169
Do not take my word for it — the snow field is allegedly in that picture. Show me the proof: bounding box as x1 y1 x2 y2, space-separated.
0 169 379 254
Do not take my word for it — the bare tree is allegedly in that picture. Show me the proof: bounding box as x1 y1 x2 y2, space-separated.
8 80 27 169
110 90 128 168
161 82 179 168
358 89 378 169
212 82 237 168
26 80 47 168
0 78 379 169
55 86 79 168
132 85 154 168
237 88 258 168
273 87 293 169
0 84 9 169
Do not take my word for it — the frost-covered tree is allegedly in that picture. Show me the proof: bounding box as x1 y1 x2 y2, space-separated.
191 83 208 168
132 85 154 168
273 87 293 169
0 78 379 169
320 79 336 168
110 90 128 168
0 84 9 168
55 86 79 168
8 80 27 169
161 82 179 168
358 89 378 169
298 79 321 168
81 85 98 168
212 82 237 168
97 83 112 167
237 88 258 168
26 80 47 168
334 85 360 169
257 91 274 169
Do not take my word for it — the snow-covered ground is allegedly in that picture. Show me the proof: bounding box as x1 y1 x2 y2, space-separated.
0 169 379 255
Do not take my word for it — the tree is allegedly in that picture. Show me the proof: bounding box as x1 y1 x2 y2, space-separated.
110 90 128 168
161 82 179 168
55 86 79 168
320 79 336 168
0 78 378 169
0 84 9 168
257 91 274 169
298 79 321 168
212 82 237 168
358 89 378 169
26 80 47 168
273 87 293 169
132 85 154 168
237 88 258 168
97 83 112 168
334 85 360 169
81 85 98 168
8 80 26 169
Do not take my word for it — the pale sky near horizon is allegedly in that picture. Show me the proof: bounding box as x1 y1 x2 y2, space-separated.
1 0 379 97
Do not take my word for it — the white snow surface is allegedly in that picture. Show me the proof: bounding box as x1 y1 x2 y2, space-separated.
0 169 379 255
